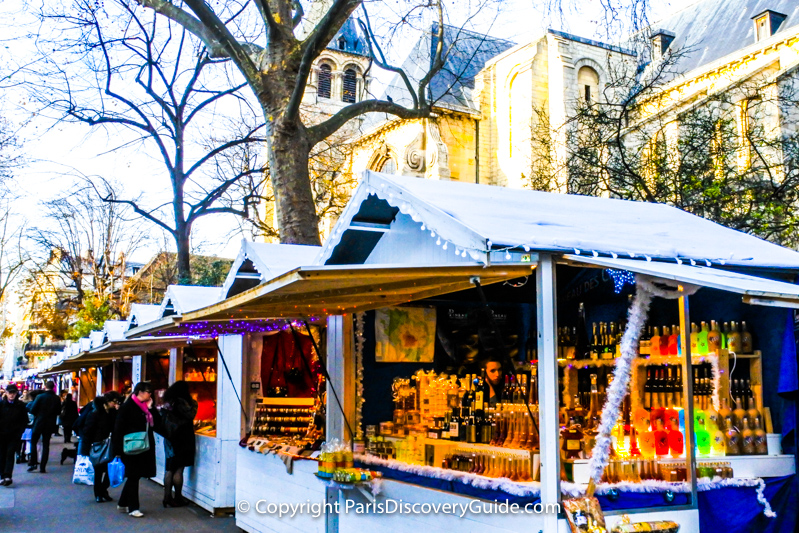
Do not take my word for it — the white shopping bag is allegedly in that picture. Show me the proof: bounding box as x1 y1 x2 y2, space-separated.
72 455 94 486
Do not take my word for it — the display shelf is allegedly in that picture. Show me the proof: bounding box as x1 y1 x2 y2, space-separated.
565 454 794 485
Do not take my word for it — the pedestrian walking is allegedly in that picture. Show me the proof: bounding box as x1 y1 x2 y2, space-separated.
27 381 61 473
81 391 122 503
0 385 29 486
112 382 161 518
160 381 197 507
60 393 79 443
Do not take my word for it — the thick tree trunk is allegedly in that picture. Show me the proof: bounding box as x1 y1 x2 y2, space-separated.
268 117 321 245
175 225 192 284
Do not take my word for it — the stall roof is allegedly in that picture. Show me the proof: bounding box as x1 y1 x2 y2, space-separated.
160 285 222 317
220 241 321 299
179 264 536 323
104 320 129 342
319 172 799 270
127 304 160 330
564 255 799 307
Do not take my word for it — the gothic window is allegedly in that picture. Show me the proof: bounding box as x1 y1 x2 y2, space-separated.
578 66 600 104
369 144 396 174
343 68 358 103
318 64 332 99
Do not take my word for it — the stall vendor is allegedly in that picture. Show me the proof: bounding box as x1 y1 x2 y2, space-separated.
484 358 505 407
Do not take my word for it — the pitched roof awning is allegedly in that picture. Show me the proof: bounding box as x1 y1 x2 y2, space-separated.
179 263 536 323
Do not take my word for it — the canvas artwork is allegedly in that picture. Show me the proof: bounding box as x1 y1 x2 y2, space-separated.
375 307 436 363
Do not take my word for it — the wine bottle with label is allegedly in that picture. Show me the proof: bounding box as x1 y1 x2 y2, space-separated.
753 418 768 455
708 320 722 353
741 321 753 353
697 322 709 355
725 416 741 456
740 418 755 455
727 321 742 353
650 327 661 357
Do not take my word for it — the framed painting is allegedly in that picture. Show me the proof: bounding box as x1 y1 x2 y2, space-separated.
375 307 436 363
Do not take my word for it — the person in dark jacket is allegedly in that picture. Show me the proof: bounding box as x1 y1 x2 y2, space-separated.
160 381 197 507
0 385 29 486
82 391 122 502
112 382 161 518
60 393 79 443
27 381 61 473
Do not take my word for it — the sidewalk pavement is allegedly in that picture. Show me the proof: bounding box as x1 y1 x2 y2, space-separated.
0 440 240 533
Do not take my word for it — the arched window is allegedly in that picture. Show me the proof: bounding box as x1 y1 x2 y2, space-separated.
578 66 600 104
317 64 332 99
378 157 396 174
342 68 357 103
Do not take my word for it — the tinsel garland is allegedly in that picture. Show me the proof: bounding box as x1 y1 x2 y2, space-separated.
587 281 654 485
354 312 366 441
355 454 542 497
356 454 775 516
588 275 700 486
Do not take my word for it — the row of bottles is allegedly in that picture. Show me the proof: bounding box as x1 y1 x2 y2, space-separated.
184 368 216 381
252 401 314 437
442 450 533 481
558 303 625 361
641 321 753 356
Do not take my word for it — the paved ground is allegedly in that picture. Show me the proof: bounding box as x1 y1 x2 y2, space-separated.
0 440 240 533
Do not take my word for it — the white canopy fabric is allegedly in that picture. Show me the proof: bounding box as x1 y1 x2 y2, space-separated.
565 255 799 307
159 285 222 317
127 304 160 329
321 172 799 270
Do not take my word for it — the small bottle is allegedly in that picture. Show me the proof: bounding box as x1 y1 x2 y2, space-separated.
653 419 670 456
733 399 747 429
690 323 699 353
741 322 753 353
668 426 684 458
667 326 679 356
711 423 727 456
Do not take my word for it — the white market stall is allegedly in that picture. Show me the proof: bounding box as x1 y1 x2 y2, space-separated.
177 172 798 533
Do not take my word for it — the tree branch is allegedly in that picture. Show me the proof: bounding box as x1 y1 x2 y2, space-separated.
308 99 423 145
135 0 228 58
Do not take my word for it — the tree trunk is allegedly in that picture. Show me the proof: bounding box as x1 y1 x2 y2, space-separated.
268 117 321 245
175 225 192 285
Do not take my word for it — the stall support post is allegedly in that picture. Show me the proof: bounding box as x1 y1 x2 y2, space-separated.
325 314 355 533
168 347 182 385
678 291 699 508
132 355 143 384
536 254 560 530
112 361 119 392
96 366 104 396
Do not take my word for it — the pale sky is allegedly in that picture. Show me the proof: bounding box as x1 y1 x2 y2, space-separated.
0 0 699 264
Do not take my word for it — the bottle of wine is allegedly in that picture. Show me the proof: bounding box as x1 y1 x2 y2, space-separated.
740 418 755 455
727 321 742 353
450 407 462 441
697 321 709 355
741 321 753 353
660 326 671 356
668 326 679 356
690 323 699 354
753 418 768 455
587 374 600 430
708 320 722 353
590 323 599 360
576 302 589 360
725 416 741 455
650 327 661 357
601 323 613 360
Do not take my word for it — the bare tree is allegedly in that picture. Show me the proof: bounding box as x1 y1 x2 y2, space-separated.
0 201 28 311
29 184 147 317
103 0 516 246
29 0 267 282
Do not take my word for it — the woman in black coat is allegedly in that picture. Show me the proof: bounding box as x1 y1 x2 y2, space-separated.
112 382 161 518
160 381 197 507
81 392 122 502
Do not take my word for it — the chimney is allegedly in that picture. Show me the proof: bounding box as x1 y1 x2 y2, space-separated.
650 29 676 60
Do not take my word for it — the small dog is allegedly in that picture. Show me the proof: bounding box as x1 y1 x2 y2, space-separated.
60 447 77 465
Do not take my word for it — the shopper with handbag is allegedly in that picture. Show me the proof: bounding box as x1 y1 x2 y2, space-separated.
160 381 197 508
26 381 61 473
112 382 161 518
81 391 122 502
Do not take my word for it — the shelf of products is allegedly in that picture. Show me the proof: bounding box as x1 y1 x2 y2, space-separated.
253 397 316 438
182 346 218 436
364 369 541 479
558 309 774 483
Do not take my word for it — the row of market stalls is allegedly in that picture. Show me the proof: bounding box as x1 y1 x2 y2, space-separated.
33 172 799 531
